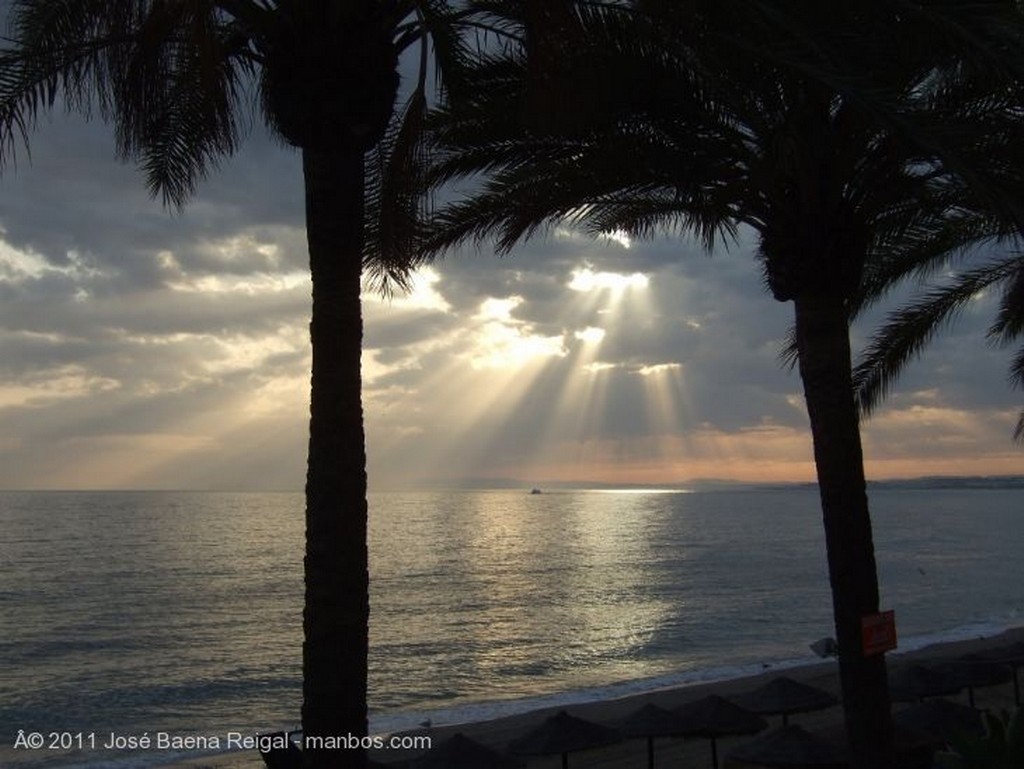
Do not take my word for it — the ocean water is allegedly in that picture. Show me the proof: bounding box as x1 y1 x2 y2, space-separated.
1 485 1022 768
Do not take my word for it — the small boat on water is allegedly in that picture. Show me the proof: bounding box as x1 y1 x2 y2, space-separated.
530 488 542 495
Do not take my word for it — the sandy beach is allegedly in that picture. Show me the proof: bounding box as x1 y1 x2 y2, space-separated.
166 625 1024 768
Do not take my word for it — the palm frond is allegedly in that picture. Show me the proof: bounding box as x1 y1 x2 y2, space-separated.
1 0 127 163
362 0 526 296
364 87 430 297
125 2 256 207
424 170 579 255
987 254 1024 343
1008 342 1024 443
854 257 1024 415
1 0 257 208
1005 342 1024 443
985 255 1024 444
854 209 1006 317
1011 345 1024 391
421 0 751 259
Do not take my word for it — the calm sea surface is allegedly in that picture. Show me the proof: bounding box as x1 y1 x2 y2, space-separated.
1 486 1022 768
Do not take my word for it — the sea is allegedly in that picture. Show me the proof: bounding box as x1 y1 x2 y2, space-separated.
1 482 1022 768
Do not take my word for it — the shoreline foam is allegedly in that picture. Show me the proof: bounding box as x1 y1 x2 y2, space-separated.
368 618 1014 736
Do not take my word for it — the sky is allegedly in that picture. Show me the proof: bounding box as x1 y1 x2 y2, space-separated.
0 56 1021 491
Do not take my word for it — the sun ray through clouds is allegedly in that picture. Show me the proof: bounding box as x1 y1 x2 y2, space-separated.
361 267 577 485
511 260 698 484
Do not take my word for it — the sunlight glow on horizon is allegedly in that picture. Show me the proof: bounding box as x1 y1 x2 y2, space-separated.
588 487 693 494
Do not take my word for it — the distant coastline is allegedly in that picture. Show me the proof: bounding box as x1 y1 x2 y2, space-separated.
0 475 1021 494
865 474 1024 490
402 474 1024 493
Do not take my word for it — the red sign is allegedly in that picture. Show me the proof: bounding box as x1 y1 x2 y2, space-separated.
862 610 897 656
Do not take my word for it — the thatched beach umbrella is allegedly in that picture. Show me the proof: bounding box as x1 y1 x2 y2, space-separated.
674 694 768 769
980 641 1024 706
888 663 963 702
508 710 623 769
892 699 984 747
407 732 523 769
616 702 688 769
941 655 1015 708
733 677 838 725
726 724 850 768
814 717 941 769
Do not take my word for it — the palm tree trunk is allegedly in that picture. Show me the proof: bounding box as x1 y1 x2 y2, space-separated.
301 146 370 769
793 295 895 769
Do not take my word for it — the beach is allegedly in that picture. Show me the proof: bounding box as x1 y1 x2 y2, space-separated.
170 625 1024 769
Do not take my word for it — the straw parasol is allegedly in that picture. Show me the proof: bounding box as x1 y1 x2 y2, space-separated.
892 699 984 747
406 732 523 769
980 641 1024 706
725 724 850 768
813 717 942 769
941 654 1015 708
508 710 623 769
733 677 839 725
674 694 768 769
888 663 963 702
616 702 688 769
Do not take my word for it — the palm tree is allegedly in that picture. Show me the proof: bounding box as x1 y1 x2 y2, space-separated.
421 2 1024 766
0 2 482 766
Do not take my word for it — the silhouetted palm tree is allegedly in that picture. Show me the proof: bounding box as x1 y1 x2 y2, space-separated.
421 3 1024 766
0 2 480 767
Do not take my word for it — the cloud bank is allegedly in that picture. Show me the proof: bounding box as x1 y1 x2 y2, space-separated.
0 103 1019 490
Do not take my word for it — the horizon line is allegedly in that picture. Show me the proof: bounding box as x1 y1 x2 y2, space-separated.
1 473 1021 494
